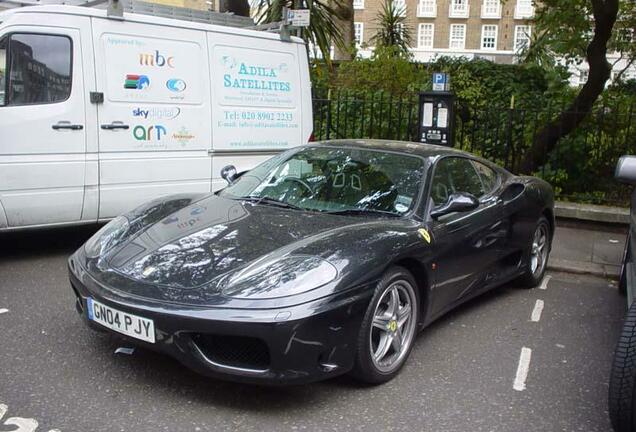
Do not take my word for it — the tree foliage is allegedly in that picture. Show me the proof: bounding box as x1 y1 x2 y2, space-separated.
251 0 348 64
370 0 413 56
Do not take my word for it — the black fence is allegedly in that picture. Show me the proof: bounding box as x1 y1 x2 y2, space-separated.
312 93 636 206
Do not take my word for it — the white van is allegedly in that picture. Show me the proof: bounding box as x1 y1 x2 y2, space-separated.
0 5 312 230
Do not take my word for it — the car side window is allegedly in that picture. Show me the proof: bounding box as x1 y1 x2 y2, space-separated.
2 33 72 106
472 161 500 195
430 157 484 206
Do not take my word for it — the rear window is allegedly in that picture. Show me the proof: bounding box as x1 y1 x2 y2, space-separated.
1 33 72 106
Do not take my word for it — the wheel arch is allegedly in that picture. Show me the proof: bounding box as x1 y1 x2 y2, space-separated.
542 207 555 239
392 257 431 326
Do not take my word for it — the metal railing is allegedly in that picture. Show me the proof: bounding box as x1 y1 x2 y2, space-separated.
312 92 636 206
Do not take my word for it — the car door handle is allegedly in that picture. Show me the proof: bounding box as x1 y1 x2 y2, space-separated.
101 122 130 130
52 121 84 131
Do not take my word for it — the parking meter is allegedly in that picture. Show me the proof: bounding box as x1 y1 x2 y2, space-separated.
417 91 455 147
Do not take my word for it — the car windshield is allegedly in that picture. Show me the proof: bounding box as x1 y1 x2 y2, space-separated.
219 146 426 216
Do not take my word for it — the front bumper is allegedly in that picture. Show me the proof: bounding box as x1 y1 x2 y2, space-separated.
68 254 373 385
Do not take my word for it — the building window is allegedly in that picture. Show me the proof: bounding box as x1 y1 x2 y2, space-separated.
514 25 531 53
417 0 436 17
515 0 534 18
481 0 500 18
393 0 406 15
481 24 497 50
449 0 469 18
353 0 364 9
418 23 435 48
449 24 466 49
354 22 364 47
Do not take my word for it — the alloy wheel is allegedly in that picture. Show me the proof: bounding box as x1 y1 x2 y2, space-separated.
530 223 549 277
369 280 417 373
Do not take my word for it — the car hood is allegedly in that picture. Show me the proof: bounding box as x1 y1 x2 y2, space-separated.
104 195 395 282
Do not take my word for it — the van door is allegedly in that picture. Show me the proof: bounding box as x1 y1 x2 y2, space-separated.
91 19 212 219
0 16 92 228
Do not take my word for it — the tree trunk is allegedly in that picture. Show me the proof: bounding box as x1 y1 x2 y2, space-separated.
219 0 250 16
333 0 354 61
519 0 619 174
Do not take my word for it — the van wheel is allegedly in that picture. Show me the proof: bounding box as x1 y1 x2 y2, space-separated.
609 302 636 432
351 266 419 385
517 216 551 288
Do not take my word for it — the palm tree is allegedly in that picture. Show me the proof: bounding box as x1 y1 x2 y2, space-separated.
251 0 348 63
371 0 413 56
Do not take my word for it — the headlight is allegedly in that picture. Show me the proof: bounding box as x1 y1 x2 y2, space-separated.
84 216 130 259
220 255 338 299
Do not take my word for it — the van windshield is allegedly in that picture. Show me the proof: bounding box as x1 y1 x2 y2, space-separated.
219 146 426 216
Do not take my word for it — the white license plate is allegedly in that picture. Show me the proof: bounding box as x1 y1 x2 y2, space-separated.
87 298 155 343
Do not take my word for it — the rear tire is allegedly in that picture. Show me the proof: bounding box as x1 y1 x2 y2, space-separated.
609 302 636 432
517 216 551 288
351 266 419 385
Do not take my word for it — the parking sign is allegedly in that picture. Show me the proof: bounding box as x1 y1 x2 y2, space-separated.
432 72 448 91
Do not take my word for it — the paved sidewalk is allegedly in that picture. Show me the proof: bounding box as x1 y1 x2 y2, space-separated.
549 224 627 278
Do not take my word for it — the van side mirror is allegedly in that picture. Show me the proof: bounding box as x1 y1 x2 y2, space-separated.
430 192 479 219
221 165 238 184
616 156 636 185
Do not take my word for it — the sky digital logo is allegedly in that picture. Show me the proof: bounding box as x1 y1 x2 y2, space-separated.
166 79 186 93
132 107 181 120
133 125 167 141
124 74 150 90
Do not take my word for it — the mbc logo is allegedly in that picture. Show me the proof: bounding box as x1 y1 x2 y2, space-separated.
133 125 167 141
139 50 175 68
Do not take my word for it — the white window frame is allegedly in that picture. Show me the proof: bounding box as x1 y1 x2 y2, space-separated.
481 0 500 18
514 25 531 53
514 0 534 18
417 0 437 17
481 24 498 50
353 0 364 9
354 22 364 47
449 0 469 18
449 24 466 49
393 0 407 16
417 23 435 48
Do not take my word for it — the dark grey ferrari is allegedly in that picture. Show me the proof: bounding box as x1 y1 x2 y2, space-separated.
68 139 554 385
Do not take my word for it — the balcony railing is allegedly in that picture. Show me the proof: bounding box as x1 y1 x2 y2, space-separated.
449 1 469 18
417 2 436 17
480 3 500 18
514 4 534 18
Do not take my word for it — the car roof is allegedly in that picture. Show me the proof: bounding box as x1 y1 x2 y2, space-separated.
310 139 473 160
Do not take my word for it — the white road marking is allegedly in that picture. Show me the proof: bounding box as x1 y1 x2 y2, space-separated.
0 403 61 431
0 309 8 314
530 300 545 322
539 275 552 290
513 347 532 391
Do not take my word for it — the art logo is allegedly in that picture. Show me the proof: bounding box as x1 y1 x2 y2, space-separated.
166 79 186 93
124 74 150 90
133 125 167 141
139 50 175 68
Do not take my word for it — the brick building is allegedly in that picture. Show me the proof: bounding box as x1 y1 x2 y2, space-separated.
353 0 534 64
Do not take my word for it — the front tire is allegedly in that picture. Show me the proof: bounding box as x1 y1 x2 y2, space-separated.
351 266 419 384
609 302 636 432
517 216 551 288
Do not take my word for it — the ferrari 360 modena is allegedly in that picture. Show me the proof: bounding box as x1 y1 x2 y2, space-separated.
68 139 554 385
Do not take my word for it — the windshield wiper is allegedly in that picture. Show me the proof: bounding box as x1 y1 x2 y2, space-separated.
239 196 303 210
324 208 401 218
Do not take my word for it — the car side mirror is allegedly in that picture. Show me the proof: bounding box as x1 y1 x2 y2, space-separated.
430 192 479 219
616 156 636 185
220 165 238 184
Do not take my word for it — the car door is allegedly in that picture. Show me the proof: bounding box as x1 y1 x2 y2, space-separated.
428 156 504 316
0 19 92 228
